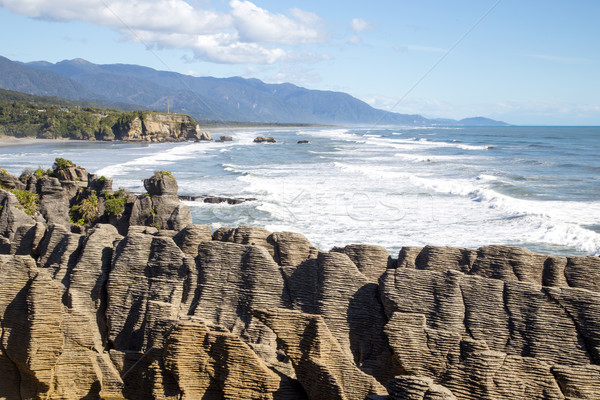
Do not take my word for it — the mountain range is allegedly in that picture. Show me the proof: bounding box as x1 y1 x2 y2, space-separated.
0 55 508 126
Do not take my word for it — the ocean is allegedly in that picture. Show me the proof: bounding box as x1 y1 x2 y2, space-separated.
1 126 599 257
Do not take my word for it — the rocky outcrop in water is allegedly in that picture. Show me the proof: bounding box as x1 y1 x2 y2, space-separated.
0 165 599 399
254 136 277 143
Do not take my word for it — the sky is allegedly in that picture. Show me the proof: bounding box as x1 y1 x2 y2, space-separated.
0 0 599 125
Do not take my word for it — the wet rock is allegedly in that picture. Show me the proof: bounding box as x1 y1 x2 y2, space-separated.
254 136 276 143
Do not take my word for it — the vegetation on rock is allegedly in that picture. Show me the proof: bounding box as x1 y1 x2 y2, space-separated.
70 191 98 225
104 189 127 217
154 170 174 180
11 189 38 216
0 90 200 141
53 157 74 171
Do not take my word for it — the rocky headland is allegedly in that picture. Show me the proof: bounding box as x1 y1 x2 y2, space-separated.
0 161 599 400
111 112 212 142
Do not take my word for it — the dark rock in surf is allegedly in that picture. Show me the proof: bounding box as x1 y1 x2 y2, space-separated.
254 136 276 143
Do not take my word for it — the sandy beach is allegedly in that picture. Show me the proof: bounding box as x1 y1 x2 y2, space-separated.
0 135 71 147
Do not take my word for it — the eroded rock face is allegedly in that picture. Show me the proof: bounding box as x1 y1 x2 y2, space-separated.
129 172 192 231
1 165 600 399
115 113 212 142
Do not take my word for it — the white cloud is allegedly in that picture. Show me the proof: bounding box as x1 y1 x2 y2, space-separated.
347 35 361 45
350 18 372 33
0 0 328 64
230 0 326 45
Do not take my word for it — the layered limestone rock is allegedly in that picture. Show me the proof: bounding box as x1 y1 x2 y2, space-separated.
130 170 192 231
1 164 600 399
114 113 212 142
255 308 387 400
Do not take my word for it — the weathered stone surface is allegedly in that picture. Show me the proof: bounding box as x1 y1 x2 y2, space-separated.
0 189 39 250
144 171 179 197
387 375 456 400
55 165 88 184
0 260 63 399
37 223 83 286
398 244 600 294
564 256 600 293
0 170 25 190
271 231 317 268
189 241 283 344
173 224 212 257
130 173 192 231
397 246 424 268
0 255 39 399
36 176 71 226
10 221 46 256
106 232 193 352
415 245 476 274
213 225 276 257
114 113 209 142
552 364 600 399
255 308 387 400
331 243 390 282
164 319 280 400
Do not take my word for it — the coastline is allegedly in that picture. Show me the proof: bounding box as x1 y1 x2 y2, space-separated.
0 135 71 147
0 124 330 147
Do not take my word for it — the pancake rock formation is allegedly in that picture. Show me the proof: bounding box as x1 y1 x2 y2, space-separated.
0 163 599 399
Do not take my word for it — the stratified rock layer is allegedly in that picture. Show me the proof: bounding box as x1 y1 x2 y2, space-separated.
1 166 599 400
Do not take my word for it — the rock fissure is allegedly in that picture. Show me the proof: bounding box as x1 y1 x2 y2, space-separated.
0 321 24 399
543 288 595 365
501 282 515 351
458 284 475 340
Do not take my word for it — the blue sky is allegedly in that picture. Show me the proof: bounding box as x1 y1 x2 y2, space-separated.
1 0 599 125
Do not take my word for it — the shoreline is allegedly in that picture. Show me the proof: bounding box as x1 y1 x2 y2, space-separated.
0 124 332 147
0 135 71 147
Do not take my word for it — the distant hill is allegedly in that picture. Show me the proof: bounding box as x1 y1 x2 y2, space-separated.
457 117 510 126
0 55 509 126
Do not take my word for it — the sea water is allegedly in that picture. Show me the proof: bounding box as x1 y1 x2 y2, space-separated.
1 126 599 257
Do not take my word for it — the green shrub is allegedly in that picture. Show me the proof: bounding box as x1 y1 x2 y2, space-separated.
154 170 174 179
53 157 74 171
0 168 7 176
71 192 98 224
104 189 127 217
149 208 161 229
11 189 38 216
34 168 45 178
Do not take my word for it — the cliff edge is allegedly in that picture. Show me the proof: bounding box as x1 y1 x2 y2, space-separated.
0 163 599 400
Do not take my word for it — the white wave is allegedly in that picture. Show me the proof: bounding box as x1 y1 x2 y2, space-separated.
95 142 209 176
363 136 492 151
394 153 466 163
299 128 363 142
